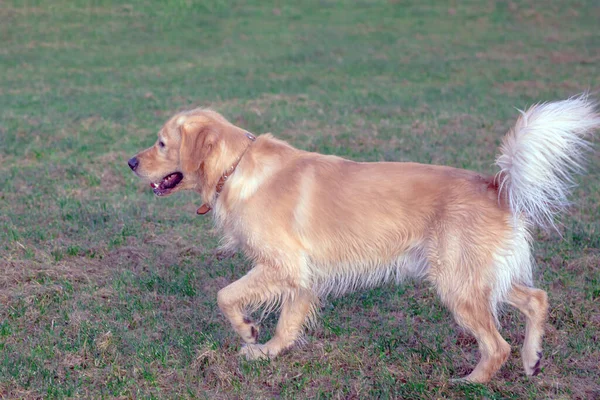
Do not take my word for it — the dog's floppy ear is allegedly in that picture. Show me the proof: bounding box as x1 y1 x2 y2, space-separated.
179 116 218 174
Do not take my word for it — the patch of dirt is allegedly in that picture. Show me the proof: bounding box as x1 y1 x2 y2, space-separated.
0 236 157 301
0 255 110 299
475 42 600 66
1 4 142 17
549 50 600 65
25 41 82 50
278 119 323 140
145 232 207 262
212 93 321 117
102 245 150 271
494 80 591 96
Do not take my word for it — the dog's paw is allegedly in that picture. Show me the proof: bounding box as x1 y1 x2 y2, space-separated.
524 350 542 376
449 377 472 385
213 248 235 261
239 343 272 361
241 317 260 344
450 370 491 384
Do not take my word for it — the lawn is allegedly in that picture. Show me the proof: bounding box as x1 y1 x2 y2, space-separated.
1 0 599 398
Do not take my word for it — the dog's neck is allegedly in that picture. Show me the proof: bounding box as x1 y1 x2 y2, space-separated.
197 132 256 215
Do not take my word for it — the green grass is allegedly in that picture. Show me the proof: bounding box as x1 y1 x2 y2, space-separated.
1 0 599 398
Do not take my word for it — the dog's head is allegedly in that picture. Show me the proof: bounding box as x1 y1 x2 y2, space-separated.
128 109 251 201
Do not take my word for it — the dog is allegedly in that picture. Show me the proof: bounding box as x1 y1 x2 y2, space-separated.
128 96 599 382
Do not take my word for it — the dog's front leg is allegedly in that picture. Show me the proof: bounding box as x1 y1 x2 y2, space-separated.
217 264 314 360
239 288 316 360
217 267 268 345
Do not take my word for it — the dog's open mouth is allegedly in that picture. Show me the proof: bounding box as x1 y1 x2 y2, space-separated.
150 172 183 196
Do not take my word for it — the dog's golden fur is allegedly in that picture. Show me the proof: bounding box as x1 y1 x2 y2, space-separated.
129 97 599 382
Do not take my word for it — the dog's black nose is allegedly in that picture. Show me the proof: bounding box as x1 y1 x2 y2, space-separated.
128 157 139 171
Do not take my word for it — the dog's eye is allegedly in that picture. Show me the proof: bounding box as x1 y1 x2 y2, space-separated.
158 140 165 148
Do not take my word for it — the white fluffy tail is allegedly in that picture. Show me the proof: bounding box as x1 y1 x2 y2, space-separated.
496 94 600 229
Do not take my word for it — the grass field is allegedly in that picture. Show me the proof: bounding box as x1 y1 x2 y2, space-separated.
1 0 600 398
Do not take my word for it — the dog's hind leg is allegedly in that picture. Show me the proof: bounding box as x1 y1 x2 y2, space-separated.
240 288 316 360
505 283 548 376
447 297 511 382
429 250 510 382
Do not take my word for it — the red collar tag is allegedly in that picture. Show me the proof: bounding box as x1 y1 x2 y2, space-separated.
197 204 212 215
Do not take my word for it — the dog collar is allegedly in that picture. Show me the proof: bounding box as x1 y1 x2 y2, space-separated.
197 132 256 215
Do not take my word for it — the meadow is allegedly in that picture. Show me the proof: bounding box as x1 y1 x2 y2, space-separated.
1 1 599 398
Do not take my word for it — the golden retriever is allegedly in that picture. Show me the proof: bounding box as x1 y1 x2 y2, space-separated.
128 96 599 382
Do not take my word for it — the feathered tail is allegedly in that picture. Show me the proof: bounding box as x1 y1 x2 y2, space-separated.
496 94 600 229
